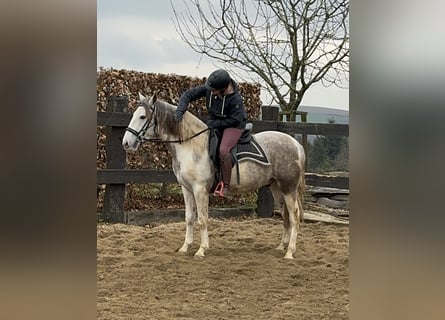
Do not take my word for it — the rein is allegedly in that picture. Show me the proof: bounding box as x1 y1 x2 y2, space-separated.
143 127 210 144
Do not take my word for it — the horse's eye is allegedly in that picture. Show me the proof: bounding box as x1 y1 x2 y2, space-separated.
140 115 146 120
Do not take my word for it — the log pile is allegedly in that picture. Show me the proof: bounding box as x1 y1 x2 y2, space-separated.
97 67 262 116
307 186 349 209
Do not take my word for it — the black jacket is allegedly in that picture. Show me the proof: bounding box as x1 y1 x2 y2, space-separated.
177 80 247 130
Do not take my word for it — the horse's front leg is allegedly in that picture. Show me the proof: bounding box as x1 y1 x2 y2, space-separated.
193 185 210 258
178 186 197 253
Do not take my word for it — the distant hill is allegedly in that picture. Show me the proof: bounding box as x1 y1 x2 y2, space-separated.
265 105 349 124
296 105 349 124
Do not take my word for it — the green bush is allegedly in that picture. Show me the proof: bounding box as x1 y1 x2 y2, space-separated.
307 135 349 173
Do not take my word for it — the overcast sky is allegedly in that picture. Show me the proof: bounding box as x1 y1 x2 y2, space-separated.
97 0 349 110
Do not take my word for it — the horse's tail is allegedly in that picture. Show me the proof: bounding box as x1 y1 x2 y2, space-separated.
297 161 306 223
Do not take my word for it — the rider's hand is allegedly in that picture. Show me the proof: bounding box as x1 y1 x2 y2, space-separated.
175 109 184 122
207 119 220 128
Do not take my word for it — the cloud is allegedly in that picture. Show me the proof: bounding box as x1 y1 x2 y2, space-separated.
97 0 173 20
97 15 205 73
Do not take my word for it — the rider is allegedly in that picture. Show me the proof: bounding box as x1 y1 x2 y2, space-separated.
175 69 247 197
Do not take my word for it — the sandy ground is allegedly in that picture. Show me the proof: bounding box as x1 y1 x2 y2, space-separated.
97 217 349 319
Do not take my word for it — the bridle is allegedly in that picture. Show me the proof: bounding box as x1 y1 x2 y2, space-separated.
125 102 157 144
125 101 209 144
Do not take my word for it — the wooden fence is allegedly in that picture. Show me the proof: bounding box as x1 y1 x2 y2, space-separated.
97 96 349 223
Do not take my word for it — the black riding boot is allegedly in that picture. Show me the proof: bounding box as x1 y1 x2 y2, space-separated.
220 154 232 196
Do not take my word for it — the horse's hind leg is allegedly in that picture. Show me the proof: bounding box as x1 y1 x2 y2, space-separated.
277 206 290 251
282 192 302 259
178 186 197 253
270 183 290 251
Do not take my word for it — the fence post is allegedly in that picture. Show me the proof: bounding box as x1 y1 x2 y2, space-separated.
298 112 308 168
103 96 128 223
261 105 278 121
256 106 277 218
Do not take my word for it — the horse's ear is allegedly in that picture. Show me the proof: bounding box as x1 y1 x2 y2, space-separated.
152 91 158 103
138 92 146 101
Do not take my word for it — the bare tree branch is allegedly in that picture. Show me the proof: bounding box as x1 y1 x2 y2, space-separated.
171 0 349 114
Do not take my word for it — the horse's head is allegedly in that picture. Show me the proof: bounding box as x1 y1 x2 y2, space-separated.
122 92 158 151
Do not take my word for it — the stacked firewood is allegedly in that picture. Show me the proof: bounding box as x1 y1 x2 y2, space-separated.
97 68 262 171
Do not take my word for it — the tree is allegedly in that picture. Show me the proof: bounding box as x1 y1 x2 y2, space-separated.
307 120 349 172
171 0 349 120
307 134 348 172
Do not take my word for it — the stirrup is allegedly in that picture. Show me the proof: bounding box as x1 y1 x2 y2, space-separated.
213 181 225 197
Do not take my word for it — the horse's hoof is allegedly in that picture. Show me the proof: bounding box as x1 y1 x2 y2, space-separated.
284 252 294 259
194 248 206 258
194 253 205 259
178 244 189 253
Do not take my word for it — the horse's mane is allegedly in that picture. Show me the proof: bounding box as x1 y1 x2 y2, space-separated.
152 99 208 143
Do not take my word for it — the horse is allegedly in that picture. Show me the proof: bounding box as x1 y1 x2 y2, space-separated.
122 92 306 259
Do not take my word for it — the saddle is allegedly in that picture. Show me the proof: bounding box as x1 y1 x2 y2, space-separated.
208 123 270 192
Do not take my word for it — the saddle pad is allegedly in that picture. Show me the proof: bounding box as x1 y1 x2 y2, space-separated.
236 137 270 165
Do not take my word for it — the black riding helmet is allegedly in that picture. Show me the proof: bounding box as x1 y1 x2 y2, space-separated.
205 69 231 90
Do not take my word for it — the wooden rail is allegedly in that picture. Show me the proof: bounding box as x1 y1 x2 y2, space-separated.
97 96 349 223
97 169 348 189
